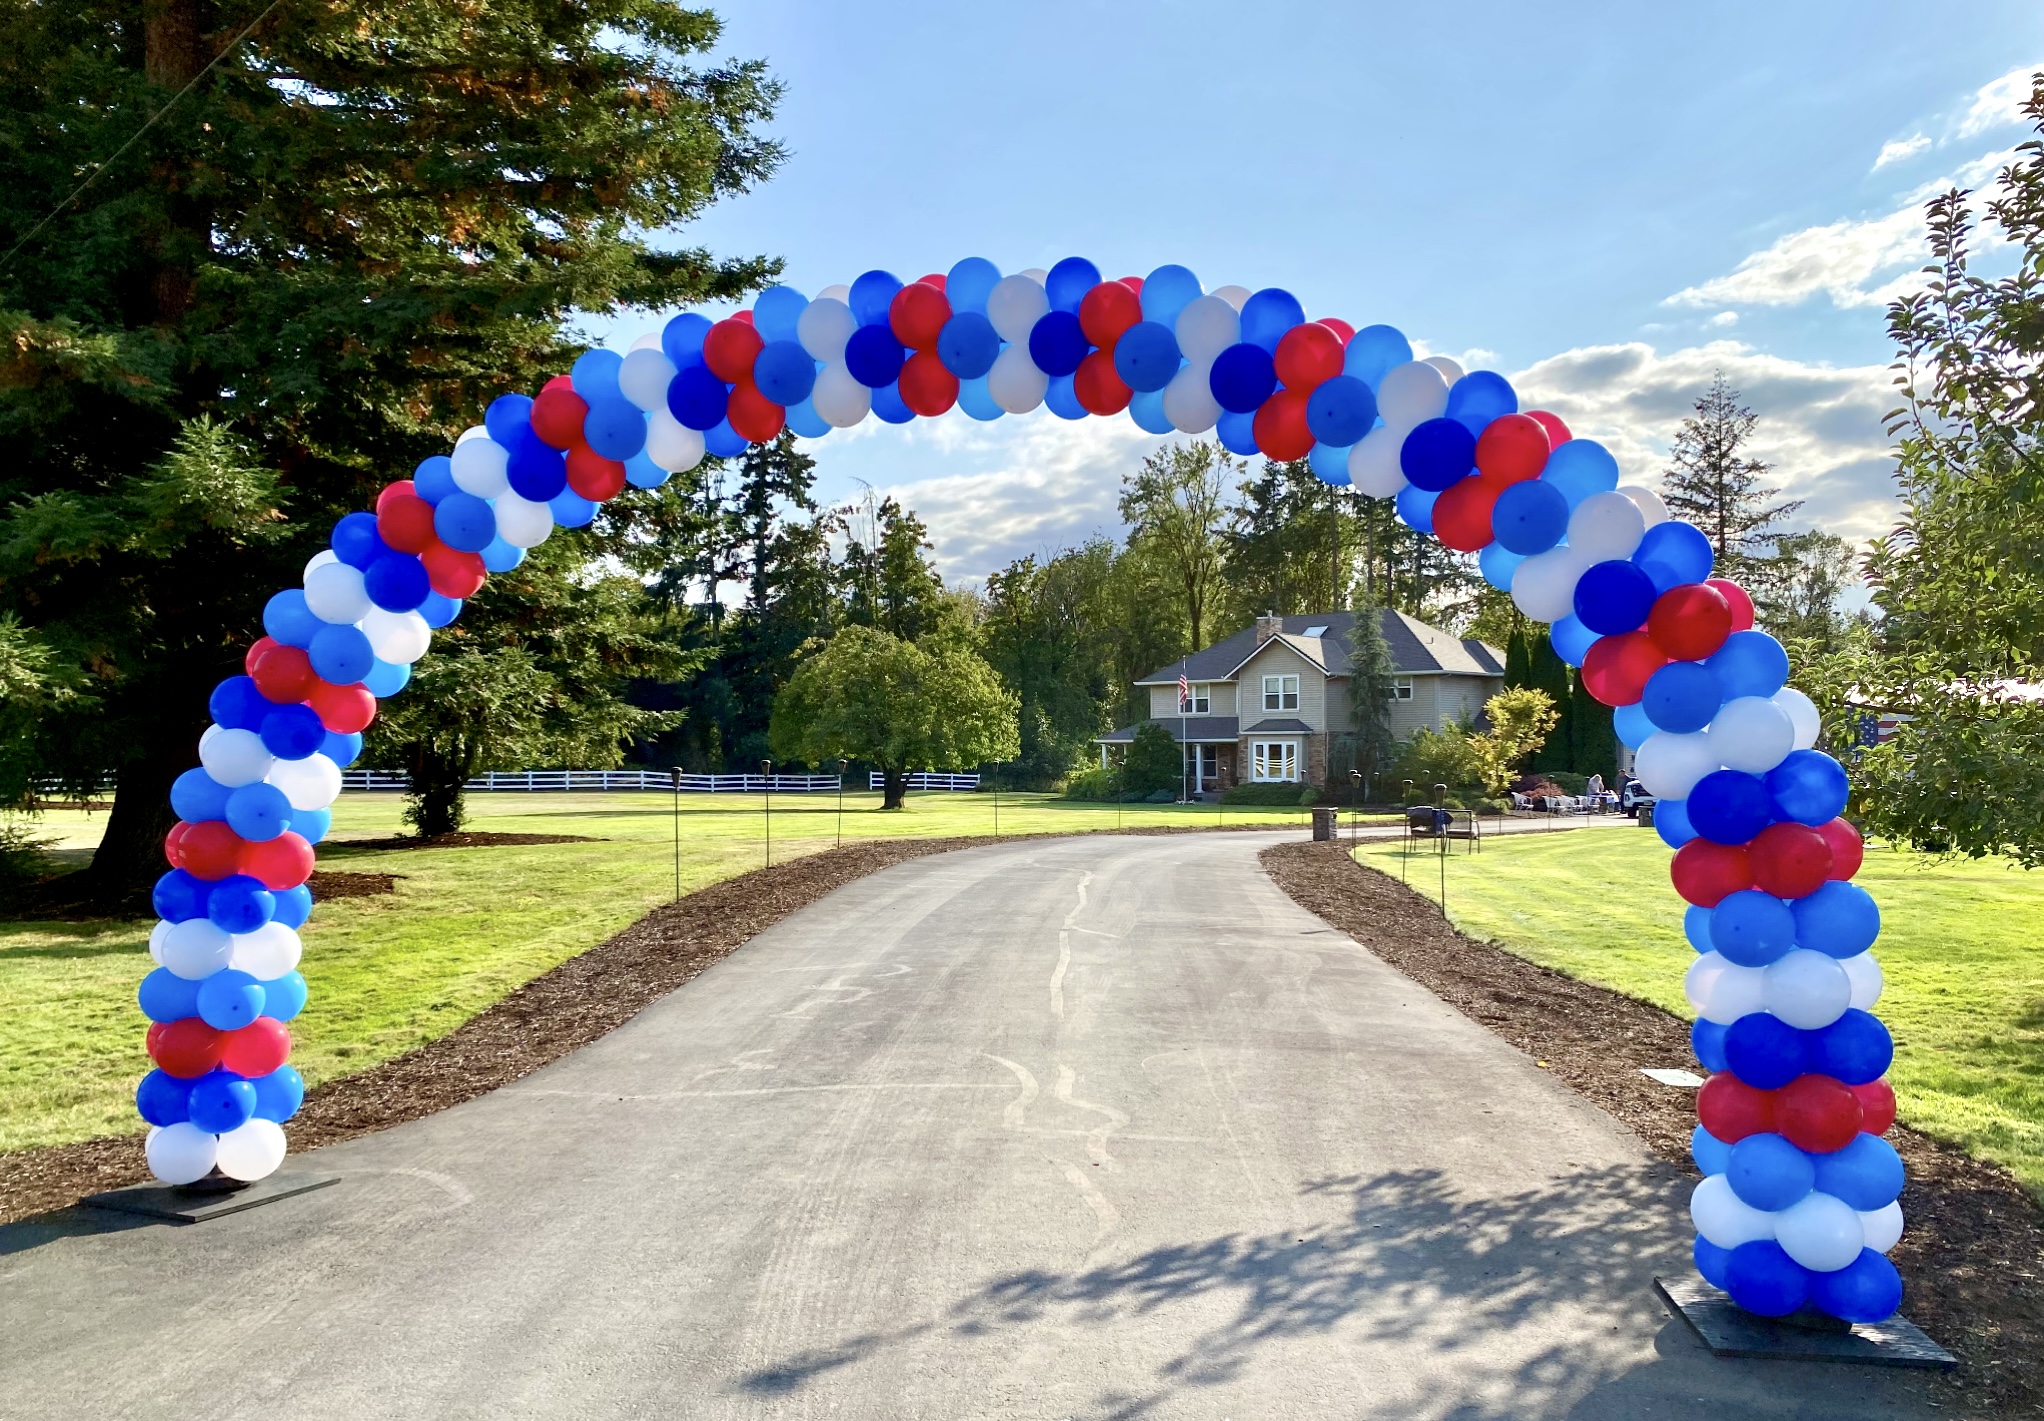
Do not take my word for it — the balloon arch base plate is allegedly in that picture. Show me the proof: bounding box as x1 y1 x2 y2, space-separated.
1655 1275 1955 1369
82 1169 337 1225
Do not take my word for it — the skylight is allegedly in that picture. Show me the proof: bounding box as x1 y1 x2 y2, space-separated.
1302 625 1329 637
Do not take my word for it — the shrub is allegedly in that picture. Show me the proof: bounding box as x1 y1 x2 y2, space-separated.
1123 723 1182 797
1063 767 1118 801
0 816 55 888
1546 771 1589 795
1392 724 1485 796
1222 782 1313 806
1144 787 1176 804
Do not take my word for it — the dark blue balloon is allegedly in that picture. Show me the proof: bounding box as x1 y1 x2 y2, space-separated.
291 805 331 845
252 1063 306 1122
501 426 565 501
136 1070 193 1128
1694 1234 1734 1290
1642 660 1722 733
1791 879 1880 958
660 312 713 370
1304 375 1377 447
1767 749 1851 827
1723 1009 1808 1087
226 782 292 842
1491 479 1569 555
1400 418 1478 492
1692 1123 1733 1176
1688 770 1775 846
205 876 276 935
1812 1133 1904 1210
752 339 819 406
260 703 328 761
582 394 647 461
187 1071 259 1134
272 884 313 930
1027 311 1090 379
844 322 909 387
331 512 389 570
1709 630 1790 700
1656 796 1698 848
321 729 363 767
1727 1131 1816 1211
484 393 534 448
1113 320 1181 393
260 972 309 1025
1573 559 1658 635
936 313 1002 381
412 455 458 505
1725 1240 1810 1317
209 676 274 733
1240 287 1306 353
849 269 904 326
871 380 914 425
1209 342 1278 413
1344 324 1413 388
434 492 496 553
196 969 266 1031
1711 890 1798 968
263 590 322 649
418 592 462 630
138 966 202 1023
1633 519 1714 592
1811 1008 1893 1086
1445 370 1518 436
1215 408 1259 457
309 622 374 686
1808 1250 1902 1324
152 868 211 922
1044 257 1101 314
665 364 732 429
363 552 430 613
1691 1016 1730 1073
170 768 232 823
702 420 749 457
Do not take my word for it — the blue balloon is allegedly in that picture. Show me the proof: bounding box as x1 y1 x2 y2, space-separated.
1445 370 1517 436
1042 373 1085 421
1634 520 1714 592
666 364 732 429
849 269 904 326
936 312 1002 381
1813 1134 1904 1211
1215 408 1259 456
1573 559 1658 635
261 702 326 761
262 590 321 650
569 348 623 402
187 1071 259 1135
418 591 462 629
1305 375 1377 446
1541 439 1620 509
1694 1234 1735 1290
1114 321 1182 393
1691 1016 1730 1073
196 969 267 1031
1725 1240 1810 1317
1655 796 1698 847
506 426 568 501
320 729 363 766
784 398 831 439
1808 1250 1902 1324
582 394 647 460
1767 749 1850 827
226 782 292 842
1044 257 1101 314
1395 483 1439 534
1724 1011 1808 1087
956 377 1004 424
1491 479 1570 555
1240 287 1306 352
1614 700 1655 750
1128 388 1175 436
1139 264 1202 326
364 656 413 695
1728 1131 1816 1211
1209 342 1277 412
1711 890 1798 968
138 967 202 1023
309 622 374 685
205 875 275 935
363 551 429 613
272 884 313 930
1027 311 1089 379
1692 1124 1733 1176
292 805 331 845
1400 418 1477 492
484 393 534 448
1709 629 1791 700
260 973 309 1025
479 537 524 575
412 454 459 504
1642 660 1723 733
1688 770 1775 845
624 450 670 488
752 284 809 343
1478 541 1526 592
1791 879 1880 958
331 512 389 570
1811 1008 1894 1086
433 492 497 553
872 380 915 425
702 420 749 457
1307 441 1351 485
1344 325 1414 388
753 340 819 406
209 675 273 732
152 869 211 923
1684 903 1715 952
136 1070 193 1128
252 1063 306 1122
1549 613 1600 666
171 768 232 823
946 258 1003 316
660 312 713 369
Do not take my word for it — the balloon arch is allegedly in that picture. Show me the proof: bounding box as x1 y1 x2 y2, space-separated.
138 257 1902 1324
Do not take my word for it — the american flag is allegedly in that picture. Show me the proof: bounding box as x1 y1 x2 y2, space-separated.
1179 670 1190 708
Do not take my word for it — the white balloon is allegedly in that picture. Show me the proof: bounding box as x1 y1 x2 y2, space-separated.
147 1122 219 1185
1618 483 1670 528
1376 361 1451 426
267 752 342 811
1763 948 1853 1030
1774 687 1821 751
1710 695 1796 774
1858 1200 1904 1253
618 347 677 411
450 437 510 498
1349 425 1408 498
215 1118 288 1182
796 297 858 362
1174 295 1241 362
645 407 705 471
200 727 275 787
987 345 1049 413
1161 360 1220 432
149 918 172 965
1686 951 1768 1024
1567 490 1647 561
162 918 232 981
816 282 851 304
491 492 554 550
1422 354 1465 383
303 560 370 625
454 423 490 446
1840 951 1884 1010
1775 1192 1865 1272
1511 545 1593 623
1634 730 1719 799
811 363 873 427
304 549 338 577
628 330 662 352
1690 1174 1777 1248
362 607 431 665
230 922 303 980
1209 284 1251 311
986 275 1050 344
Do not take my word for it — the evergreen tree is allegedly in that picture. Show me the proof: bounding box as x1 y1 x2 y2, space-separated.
841 498 945 643
1223 457 1343 622
1503 623 1532 689
1525 632 1574 775
1568 674 1618 781
1660 372 1801 584
981 550 1115 786
1344 602 1400 795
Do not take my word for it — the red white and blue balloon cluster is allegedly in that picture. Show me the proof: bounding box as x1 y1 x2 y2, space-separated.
133 256 1901 1327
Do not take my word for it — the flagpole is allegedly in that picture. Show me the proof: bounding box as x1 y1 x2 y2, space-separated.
1180 652 1189 804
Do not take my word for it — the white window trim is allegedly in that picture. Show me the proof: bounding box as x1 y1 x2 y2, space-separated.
1179 682 1212 714
1261 674 1300 712
1250 739 1300 783
1390 676 1413 700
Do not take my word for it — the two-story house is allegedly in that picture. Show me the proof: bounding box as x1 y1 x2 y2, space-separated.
1095 610 1505 794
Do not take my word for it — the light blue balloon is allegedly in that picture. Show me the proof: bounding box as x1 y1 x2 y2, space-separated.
1395 483 1438 534
625 450 670 488
364 658 410 697
1140 264 1203 327
957 376 1004 423
1613 699 1655 749
1128 387 1174 435
785 397 832 439
569 348 623 402
1045 373 1086 421
1215 408 1258 456
479 536 524 573
1478 540 1525 591
1684 903 1715 952
753 285 808 343
1655 796 1698 848
1308 441 1352 485
1542 439 1621 508
549 488 598 528
1344 325 1414 388
1549 613 1601 666
945 258 1002 316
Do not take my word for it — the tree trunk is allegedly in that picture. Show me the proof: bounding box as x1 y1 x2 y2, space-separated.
881 767 906 811
145 0 209 324
86 746 187 913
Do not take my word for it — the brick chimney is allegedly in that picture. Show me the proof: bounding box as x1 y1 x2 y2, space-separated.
1254 613 1283 646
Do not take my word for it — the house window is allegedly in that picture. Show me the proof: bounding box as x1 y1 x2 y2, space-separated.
1390 677 1413 700
1184 744 1218 787
1251 741 1299 782
1262 674 1300 712
1178 683 1211 714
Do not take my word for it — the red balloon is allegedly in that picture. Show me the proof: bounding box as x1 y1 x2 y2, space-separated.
1473 413 1551 484
1317 317 1355 344
243 636 277 676
422 543 487 599
1820 818 1864 880
899 351 961 417
1078 281 1142 350
701 319 763 383
164 820 189 869
915 273 948 291
529 386 589 450
1647 582 1733 661
250 643 318 704
221 1018 292 1078
1070 349 1131 416
1252 389 1315 461
731 309 755 326
726 381 787 443
377 492 438 554
1580 630 1669 706
179 820 246 881
1116 275 1143 296
1776 1074 1864 1153
1698 1073 1775 1142
1671 838 1752 907
374 480 415 514
1706 578 1755 632
541 374 575 394
1272 322 1344 392
1432 476 1502 553
565 442 628 500
1747 822 1834 899
153 1018 226 1079
1526 410 1572 446
146 1021 168 1060
1852 1077 1896 1135
888 281 952 352
242 832 315 891
308 680 376 734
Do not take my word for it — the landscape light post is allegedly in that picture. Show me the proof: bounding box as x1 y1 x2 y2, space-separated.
1400 779 1413 882
671 767 682 900
992 761 1000 840
761 759 772 869
1350 768 1362 852
836 758 848 849
1434 781 1448 916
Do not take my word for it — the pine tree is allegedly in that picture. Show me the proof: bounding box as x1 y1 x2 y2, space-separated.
1660 372 1801 584
1345 601 1400 793
1504 624 1532 690
1526 633 1574 775
1569 675 1618 781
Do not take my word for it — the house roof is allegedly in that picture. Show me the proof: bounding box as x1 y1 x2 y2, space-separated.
1136 610 1504 685
1241 717 1313 733
1095 715 1240 744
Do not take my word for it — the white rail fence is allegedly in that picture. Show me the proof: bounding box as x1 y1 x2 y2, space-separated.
868 772 981 791
336 769 980 793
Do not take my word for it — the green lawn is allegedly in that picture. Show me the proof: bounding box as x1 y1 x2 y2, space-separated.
1358 830 2044 1197
1 788 1339 1156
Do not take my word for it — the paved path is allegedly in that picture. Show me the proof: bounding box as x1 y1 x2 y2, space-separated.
0 832 1937 1419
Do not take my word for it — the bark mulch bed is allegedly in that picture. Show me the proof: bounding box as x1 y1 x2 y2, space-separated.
305 870 400 899
1262 839 2044 1419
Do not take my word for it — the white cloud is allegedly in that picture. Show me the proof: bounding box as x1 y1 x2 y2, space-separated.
1956 63 2042 139
1707 311 1738 328
1665 204 1927 310
1872 133 1930 170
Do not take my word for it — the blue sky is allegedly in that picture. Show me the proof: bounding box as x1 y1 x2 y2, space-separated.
593 2 2042 584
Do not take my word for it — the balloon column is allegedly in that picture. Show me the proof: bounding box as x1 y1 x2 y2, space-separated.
135 258 1901 1323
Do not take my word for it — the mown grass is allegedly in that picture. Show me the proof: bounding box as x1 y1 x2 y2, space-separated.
1357 828 2044 1197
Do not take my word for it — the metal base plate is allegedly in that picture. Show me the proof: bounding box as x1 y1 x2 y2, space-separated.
1656 1275 1956 1369
81 1172 338 1224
